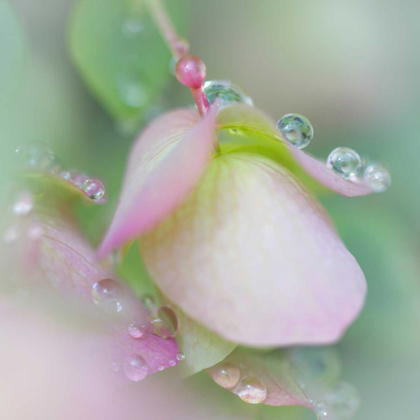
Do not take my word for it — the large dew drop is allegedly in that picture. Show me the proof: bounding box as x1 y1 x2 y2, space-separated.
203 80 253 109
277 113 314 149
150 306 178 338
123 354 148 382
236 377 267 404
92 279 124 313
327 147 362 179
363 163 391 193
212 363 241 389
82 179 105 201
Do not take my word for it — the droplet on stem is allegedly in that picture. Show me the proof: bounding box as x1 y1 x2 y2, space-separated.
277 113 314 149
327 147 362 179
212 363 241 389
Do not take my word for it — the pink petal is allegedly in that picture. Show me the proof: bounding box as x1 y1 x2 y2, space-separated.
98 107 218 258
218 104 374 197
3 210 180 380
140 153 366 347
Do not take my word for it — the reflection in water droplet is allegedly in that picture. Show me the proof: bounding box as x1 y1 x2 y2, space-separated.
323 382 360 419
82 179 105 201
212 363 240 389
176 352 185 362
277 113 314 149
364 163 391 193
327 147 362 179
128 322 144 339
236 377 267 404
92 279 124 313
122 18 145 38
15 143 55 170
12 192 34 216
116 72 149 108
110 361 120 373
123 354 148 381
150 306 178 338
72 173 89 188
203 80 254 109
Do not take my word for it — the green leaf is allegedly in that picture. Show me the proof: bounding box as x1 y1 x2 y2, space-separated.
69 0 189 132
0 0 25 108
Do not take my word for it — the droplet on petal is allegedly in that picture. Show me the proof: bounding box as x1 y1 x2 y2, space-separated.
327 147 362 179
176 352 185 362
12 192 34 216
277 113 314 149
175 55 206 89
128 322 144 339
82 179 105 201
150 306 178 338
203 80 254 109
211 363 241 389
123 354 148 381
236 377 267 404
71 173 89 188
92 279 124 313
363 163 391 193
157 364 165 371
169 359 176 367
15 143 57 171
323 382 360 419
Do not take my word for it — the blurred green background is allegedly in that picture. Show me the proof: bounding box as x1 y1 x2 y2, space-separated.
2 0 420 418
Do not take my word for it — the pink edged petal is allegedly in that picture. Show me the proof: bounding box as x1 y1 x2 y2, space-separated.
2 209 180 381
218 104 375 197
98 107 218 258
140 153 366 347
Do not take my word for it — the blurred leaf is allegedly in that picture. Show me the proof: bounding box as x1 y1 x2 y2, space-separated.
69 0 188 132
0 0 25 108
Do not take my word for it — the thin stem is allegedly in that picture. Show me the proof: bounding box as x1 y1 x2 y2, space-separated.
146 0 188 59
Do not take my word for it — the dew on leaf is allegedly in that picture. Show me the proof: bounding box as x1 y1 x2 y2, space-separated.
212 363 241 389
277 113 314 149
203 80 254 109
236 376 267 404
327 147 362 179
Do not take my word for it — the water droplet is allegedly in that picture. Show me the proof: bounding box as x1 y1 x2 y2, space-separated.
122 18 145 38
176 352 185 362
12 192 34 216
363 163 391 193
92 279 124 313
327 147 362 179
277 113 314 149
212 363 240 389
116 71 149 108
3 225 19 244
141 294 155 310
236 377 267 404
110 361 120 373
150 306 178 338
71 173 89 188
169 359 176 367
15 143 57 171
82 179 105 201
203 80 254 109
323 382 360 419
123 354 148 381
59 170 73 181
157 364 165 371
128 322 144 339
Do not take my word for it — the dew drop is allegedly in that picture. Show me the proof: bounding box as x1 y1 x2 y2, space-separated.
212 363 240 389
122 18 145 38
277 113 314 149
82 179 105 201
71 173 89 188
176 352 185 362
15 143 57 171
92 279 124 313
12 192 34 216
123 354 148 381
116 71 149 108
363 163 391 193
236 377 267 404
203 80 254 109
323 382 360 419
157 364 165 371
150 306 178 338
128 322 144 339
59 170 73 181
169 359 176 367
327 147 362 179
313 401 329 418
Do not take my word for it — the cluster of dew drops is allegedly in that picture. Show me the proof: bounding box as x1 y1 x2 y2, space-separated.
91 277 184 382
